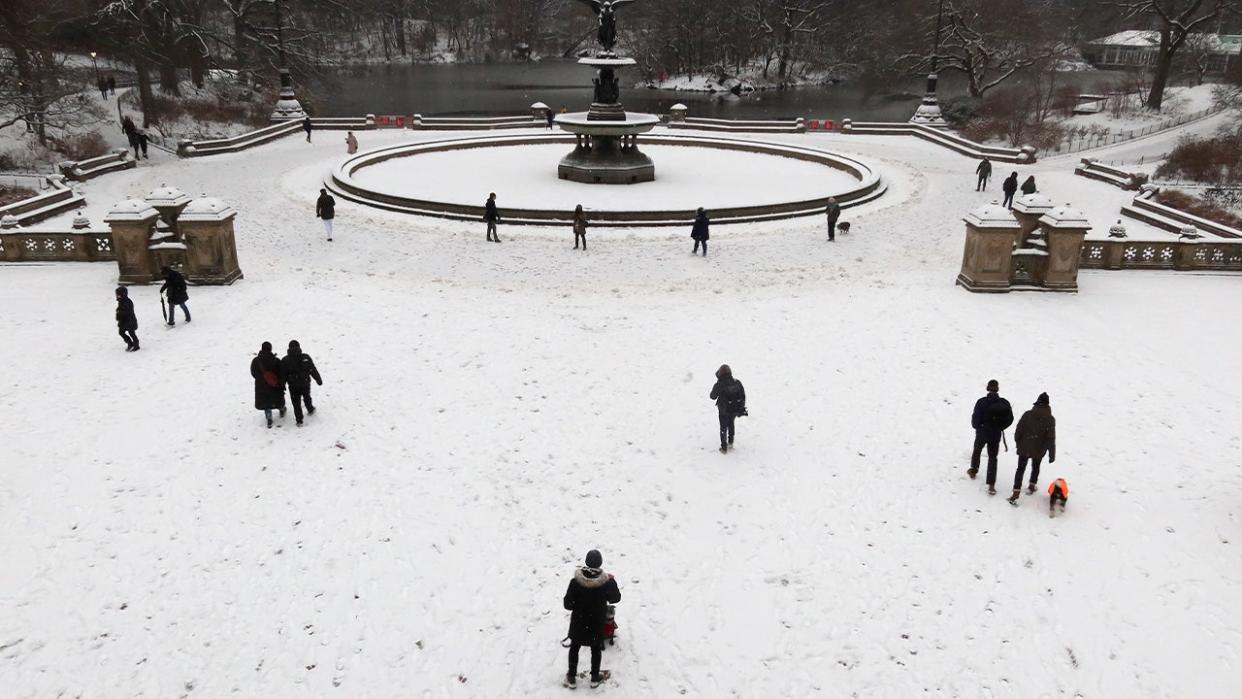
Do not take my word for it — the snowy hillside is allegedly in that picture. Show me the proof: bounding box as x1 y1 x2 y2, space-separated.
0 127 1239 697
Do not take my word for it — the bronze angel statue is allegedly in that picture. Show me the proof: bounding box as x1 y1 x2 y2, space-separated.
573 0 638 53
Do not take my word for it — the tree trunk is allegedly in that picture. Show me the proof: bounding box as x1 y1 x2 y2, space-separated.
159 61 181 95
1147 32 1174 111
395 3 407 56
135 60 156 127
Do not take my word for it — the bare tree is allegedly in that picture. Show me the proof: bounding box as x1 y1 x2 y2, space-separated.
1113 0 1234 110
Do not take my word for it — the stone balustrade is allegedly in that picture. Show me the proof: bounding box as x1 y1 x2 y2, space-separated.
1080 238 1242 271
844 120 1036 163
0 175 85 226
0 229 114 262
58 149 137 182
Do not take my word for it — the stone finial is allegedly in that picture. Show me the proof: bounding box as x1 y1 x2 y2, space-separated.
145 183 192 208
179 196 237 222
0 214 18 229
72 211 91 230
1012 193 1055 215
1108 219 1128 238
1179 224 1201 239
964 201 1020 228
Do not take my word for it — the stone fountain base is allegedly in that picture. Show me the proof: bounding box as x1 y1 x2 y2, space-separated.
554 111 659 185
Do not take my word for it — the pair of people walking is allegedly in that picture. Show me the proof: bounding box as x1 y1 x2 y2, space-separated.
251 340 323 428
1000 173 1038 209
968 380 1058 502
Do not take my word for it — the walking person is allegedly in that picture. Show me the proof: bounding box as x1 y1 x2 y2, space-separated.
1007 393 1056 504
302 116 313 143
484 192 501 242
159 266 190 326
969 379 1014 494
281 340 323 427
976 157 992 191
691 207 709 256
573 204 587 250
546 110 555 130
97 78 108 100
316 188 335 242
106 76 116 96
137 129 149 159
1020 175 1037 196
345 130 358 154
250 342 287 429
115 286 139 352
563 549 621 689
709 364 746 453
1001 172 1019 209
825 197 841 242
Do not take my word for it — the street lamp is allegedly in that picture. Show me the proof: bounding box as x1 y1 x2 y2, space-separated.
89 51 101 86
269 0 307 121
909 0 948 127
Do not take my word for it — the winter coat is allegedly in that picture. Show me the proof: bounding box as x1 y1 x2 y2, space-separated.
691 213 710 241
250 352 286 410
710 377 746 416
825 202 841 224
976 159 992 178
302 117 312 134
1020 177 1037 195
316 192 335 220
160 269 189 305
1002 175 1018 194
484 198 500 222
1015 403 1056 461
115 294 137 331
281 348 322 390
573 214 587 236
971 392 1014 438
346 134 358 154
563 567 621 645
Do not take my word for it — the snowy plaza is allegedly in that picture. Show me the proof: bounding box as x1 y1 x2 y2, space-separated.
1 113 1239 697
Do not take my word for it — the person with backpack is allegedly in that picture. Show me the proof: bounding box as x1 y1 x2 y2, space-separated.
316 188 335 242
1007 392 1056 504
825 197 841 242
563 549 621 689
975 157 992 191
709 364 746 453
250 341 287 428
691 207 710 256
573 204 588 250
969 379 1013 494
1001 172 1019 209
281 340 323 427
115 286 139 352
484 193 501 242
159 266 190 326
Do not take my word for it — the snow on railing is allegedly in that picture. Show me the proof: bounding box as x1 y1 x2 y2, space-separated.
1041 104 1227 158
0 174 86 227
1074 158 1149 190
841 120 1035 163
178 116 374 157
58 149 137 182
0 228 114 263
1081 238 1242 271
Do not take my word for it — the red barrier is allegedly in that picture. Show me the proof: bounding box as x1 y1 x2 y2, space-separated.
375 115 406 129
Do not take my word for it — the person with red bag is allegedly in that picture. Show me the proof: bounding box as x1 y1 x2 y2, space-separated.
250 341 287 428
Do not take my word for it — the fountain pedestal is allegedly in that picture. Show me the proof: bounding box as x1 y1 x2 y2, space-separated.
554 56 658 185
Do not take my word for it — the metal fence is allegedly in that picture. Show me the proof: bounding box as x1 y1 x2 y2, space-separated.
1040 105 1227 158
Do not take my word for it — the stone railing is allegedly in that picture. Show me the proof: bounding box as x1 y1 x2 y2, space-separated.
1121 188 1242 239
1074 158 1149 190
669 116 805 134
412 114 544 130
0 175 85 226
842 120 1036 163
1080 238 1242 271
0 229 114 262
58 148 137 181
177 116 374 157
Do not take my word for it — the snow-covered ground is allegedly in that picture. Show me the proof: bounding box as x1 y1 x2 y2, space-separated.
2 126 1240 697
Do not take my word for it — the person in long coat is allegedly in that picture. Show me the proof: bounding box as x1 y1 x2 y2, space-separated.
1020 175 1037 196
975 157 992 191
710 364 746 452
573 204 587 250
115 286 139 351
825 197 841 242
250 341 287 428
484 193 501 242
159 266 190 326
302 116 313 143
970 379 1014 494
563 549 621 689
1001 172 1019 209
1008 392 1056 503
316 188 335 242
346 131 358 154
691 207 709 256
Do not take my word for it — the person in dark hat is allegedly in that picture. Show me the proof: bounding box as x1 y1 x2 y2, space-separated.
709 364 746 453
563 549 621 689
1008 392 1056 504
281 340 323 427
115 286 139 351
159 266 190 326
250 341 286 428
969 379 1013 494
1001 172 1019 209
690 207 710 256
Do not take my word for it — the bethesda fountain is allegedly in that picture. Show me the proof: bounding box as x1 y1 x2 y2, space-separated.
554 0 659 184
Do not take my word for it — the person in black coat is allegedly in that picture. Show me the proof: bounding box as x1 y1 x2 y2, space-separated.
159 266 190 326
250 341 287 428
1001 172 1019 209
302 116 313 143
691 207 709 256
281 340 323 426
115 286 139 351
710 364 746 453
563 549 621 689
969 379 1014 494
825 197 841 241
484 193 501 242
976 157 992 191
316 188 335 242
1020 175 1037 196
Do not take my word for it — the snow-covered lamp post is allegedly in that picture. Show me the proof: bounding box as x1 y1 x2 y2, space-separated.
909 0 948 128
269 0 307 122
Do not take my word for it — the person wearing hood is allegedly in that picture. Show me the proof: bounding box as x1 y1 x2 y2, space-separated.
709 364 746 453
316 188 335 242
976 157 992 191
1008 392 1056 504
345 131 358 154
573 204 588 250
1020 175 1037 196
250 341 287 428
825 197 841 242
159 266 190 326
1001 172 1019 209
563 549 621 689
970 379 1014 494
302 116 313 143
281 340 323 427
691 207 710 256
115 286 139 351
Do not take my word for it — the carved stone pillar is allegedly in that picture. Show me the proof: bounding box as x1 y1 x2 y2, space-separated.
957 202 1022 293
